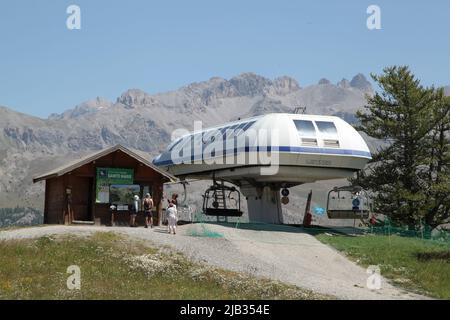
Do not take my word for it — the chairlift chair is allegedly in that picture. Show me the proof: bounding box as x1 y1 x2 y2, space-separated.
326 185 370 219
202 182 243 217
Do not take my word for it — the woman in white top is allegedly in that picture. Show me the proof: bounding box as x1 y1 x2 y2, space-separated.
167 201 177 235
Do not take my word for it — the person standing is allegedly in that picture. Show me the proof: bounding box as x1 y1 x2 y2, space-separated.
168 193 178 208
167 201 178 235
130 194 140 227
143 193 154 228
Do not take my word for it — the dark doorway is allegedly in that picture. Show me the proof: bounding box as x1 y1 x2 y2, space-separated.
71 176 93 221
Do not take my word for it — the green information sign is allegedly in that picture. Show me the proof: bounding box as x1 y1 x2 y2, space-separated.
96 168 134 203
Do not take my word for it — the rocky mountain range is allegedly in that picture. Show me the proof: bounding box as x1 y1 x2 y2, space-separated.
0 72 445 225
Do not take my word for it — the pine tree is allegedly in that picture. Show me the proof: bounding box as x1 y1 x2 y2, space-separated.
353 66 447 229
422 92 450 228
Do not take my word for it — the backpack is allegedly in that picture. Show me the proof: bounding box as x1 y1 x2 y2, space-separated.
144 198 152 211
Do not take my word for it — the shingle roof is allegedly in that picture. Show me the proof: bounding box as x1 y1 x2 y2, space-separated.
33 145 177 183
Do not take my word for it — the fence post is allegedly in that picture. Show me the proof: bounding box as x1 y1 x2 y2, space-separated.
386 216 391 245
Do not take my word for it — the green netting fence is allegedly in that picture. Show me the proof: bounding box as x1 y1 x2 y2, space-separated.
364 216 450 244
184 209 450 245
184 210 227 238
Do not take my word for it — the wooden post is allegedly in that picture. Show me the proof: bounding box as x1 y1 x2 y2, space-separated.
302 190 313 227
44 180 49 224
66 190 73 225
155 180 164 226
91 173 96 223
157 183 163 226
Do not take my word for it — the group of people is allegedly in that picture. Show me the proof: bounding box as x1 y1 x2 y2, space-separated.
126 193 178 235
128 193 154 228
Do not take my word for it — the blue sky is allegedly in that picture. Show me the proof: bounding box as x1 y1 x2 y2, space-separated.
0 0 449 118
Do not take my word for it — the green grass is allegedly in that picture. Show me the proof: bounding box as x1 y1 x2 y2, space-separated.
316 233 450 299
0 232 330 300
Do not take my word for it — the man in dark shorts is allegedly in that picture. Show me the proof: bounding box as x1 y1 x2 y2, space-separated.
143 193 154 228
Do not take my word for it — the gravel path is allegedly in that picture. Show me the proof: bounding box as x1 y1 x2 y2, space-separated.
0 224 427 300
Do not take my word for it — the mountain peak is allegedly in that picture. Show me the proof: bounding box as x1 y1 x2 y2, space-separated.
232 72 267 80
226 73 300 97
80 97 112 109
175 73 300 107
350 73 372 91
117 89 156 108
271 76 300 95
228 73 272 96
337 78 351 89
49 97 113 120
318 78 331 85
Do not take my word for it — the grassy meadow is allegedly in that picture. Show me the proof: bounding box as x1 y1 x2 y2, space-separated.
0 231 330 300
316 233 450 299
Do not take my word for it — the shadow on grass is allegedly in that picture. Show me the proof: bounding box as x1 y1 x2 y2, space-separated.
193 221 359 236
416 250 450 262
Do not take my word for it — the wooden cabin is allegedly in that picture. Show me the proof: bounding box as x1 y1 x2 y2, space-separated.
33 145 177 226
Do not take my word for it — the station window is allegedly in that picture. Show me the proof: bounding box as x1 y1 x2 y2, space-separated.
294 120 316 136
232 122 247 136
179 136 191 151
168 137 183 151
315 121 337 135
240 121 256 133
225 125 239 140
202 130 214 144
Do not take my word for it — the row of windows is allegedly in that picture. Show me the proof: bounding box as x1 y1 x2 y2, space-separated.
169 120 256 151
168 120 338 152
293 120 338 137
294 120 339 147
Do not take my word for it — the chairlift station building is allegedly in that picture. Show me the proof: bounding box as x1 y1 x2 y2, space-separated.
33 145 176 225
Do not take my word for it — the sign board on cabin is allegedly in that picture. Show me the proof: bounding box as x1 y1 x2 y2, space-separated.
95 168 134 203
